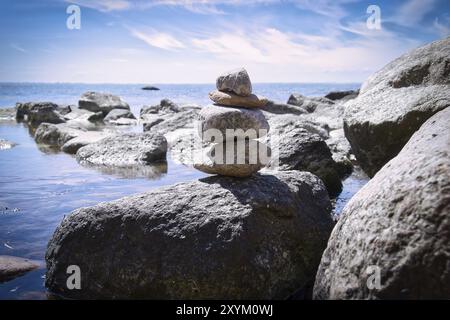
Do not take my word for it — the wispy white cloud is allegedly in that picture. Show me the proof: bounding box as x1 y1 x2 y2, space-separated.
129 28 185 51
11 43 26 53
433 17 450 37
391 0 437 27
65 0 130 12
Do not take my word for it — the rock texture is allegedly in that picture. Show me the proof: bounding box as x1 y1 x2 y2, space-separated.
198 104 269 141
194 140 271 177
324 90 359 101
79 92 130 115
287 94 334 113
61 131 110 154
76 132 167 167
141 99 180 116
216 68 252 96
267 128 343 197
261 100 308 115
46 170 334 299
0 256 41 283
104 109 136 123
143 109 198 134
35 123 84 147
209 90 268 109
314 107 450 299
344 37 450 177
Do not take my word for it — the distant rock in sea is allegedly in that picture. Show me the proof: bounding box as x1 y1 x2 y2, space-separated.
142 86 160 91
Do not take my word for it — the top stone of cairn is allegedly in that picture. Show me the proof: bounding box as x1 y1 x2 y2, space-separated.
216 68 252 97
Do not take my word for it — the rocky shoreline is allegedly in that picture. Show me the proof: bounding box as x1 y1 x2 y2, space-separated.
1 37 449 299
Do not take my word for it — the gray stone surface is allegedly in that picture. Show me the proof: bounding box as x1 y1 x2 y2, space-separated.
0 255 41 283
261 100 308 115
216 68 252 96
140 99 180 116
344 37 450 177
34 123 84 147
194 140 270 177
143 109 198 134
104 109 136 123
76 132 167 167
324 90 359 101
198 104 269 141
46 170 334 299
314 107 450 299
79 92 130 115
287 94 334 113
61 131 111 154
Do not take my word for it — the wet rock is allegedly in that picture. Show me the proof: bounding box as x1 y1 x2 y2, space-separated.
34 123 84 147
216 68 252 96
198 104 269 141
314 107 450 299
76 132 167 167
194 140 271 177
344 37 450 177
45 170 334 299
79 92 130 115
61 131 111 154
0 255 41 283
209 90 268 109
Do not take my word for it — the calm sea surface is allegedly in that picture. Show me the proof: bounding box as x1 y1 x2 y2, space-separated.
0 82 366 299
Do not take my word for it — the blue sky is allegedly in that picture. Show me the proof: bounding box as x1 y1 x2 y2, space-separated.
0 0 449 83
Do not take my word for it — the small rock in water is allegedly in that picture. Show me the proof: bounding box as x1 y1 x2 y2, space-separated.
78 92 130 115
142 86 160 91
76 132 167 167
216 68 252 97
209 90 268 109
0 255 41 283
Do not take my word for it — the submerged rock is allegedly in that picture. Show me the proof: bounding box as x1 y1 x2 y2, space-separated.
209 90 268 109
76 132 167 167
79 92 130 115
198 104 269 141
344 37 450 177
46 170 333 299
314 107 450 299
216 68 252 97
0 255 41 283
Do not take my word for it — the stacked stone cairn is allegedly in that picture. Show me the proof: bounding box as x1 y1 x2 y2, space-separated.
194 68 272 177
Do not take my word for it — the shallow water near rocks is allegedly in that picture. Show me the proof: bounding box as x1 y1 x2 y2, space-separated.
0 83 367 299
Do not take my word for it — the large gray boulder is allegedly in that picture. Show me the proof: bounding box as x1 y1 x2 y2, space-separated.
216 68 252 97
0 255 41 283
20 102 66 126
76 132 167 167
79 92 130 115
267 128 343 197
61 131 111 154
198 104 269 141
34 123 84 147
314 107 450 299
344 37 450 177
45 170 334 299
